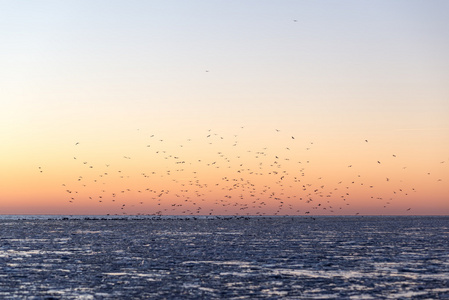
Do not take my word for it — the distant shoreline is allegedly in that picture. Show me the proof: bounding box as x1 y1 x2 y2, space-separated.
0 214 447 221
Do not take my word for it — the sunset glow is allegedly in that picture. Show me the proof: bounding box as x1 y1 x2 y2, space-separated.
1 1 448 215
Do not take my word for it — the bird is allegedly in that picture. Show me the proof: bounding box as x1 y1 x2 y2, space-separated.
57 126 443 217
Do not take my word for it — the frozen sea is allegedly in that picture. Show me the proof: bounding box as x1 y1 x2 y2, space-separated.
0 216 448 299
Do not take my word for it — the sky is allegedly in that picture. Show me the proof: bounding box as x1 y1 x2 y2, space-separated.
1 1 448 215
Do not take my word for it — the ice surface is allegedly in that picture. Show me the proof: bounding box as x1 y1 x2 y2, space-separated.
0 216 448 299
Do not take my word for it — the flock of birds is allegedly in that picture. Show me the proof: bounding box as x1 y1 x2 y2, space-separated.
39 127 446 216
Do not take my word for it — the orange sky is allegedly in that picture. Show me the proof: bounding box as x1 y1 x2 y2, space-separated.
1 126 447 215
1 2 448 215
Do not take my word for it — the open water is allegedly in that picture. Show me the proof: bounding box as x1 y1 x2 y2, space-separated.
0 216 448 299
